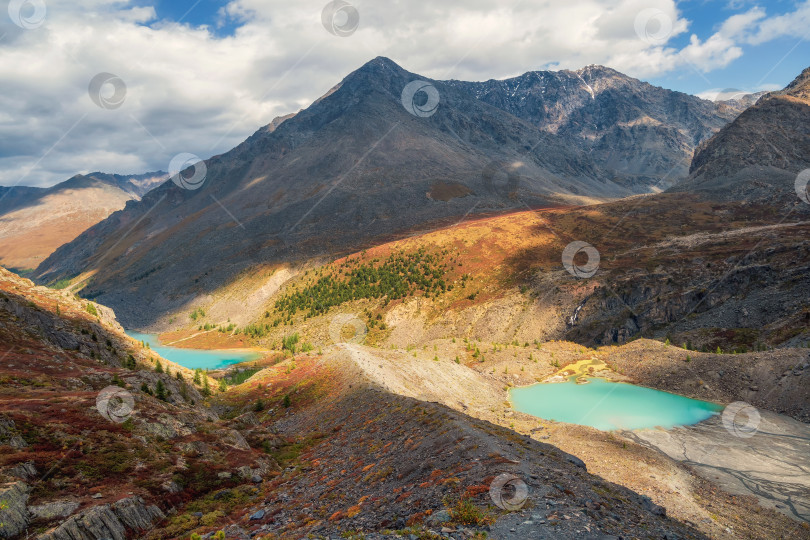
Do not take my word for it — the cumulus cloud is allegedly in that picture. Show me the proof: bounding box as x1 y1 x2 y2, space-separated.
0 0 806 187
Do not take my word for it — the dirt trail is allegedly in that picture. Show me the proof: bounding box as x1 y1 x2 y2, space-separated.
630 220 810 251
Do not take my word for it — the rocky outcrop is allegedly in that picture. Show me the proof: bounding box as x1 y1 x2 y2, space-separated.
566 235 810 351
0 482 31 539
0 270 129 367
4 462 37 482
36 497 164 540
28 500 80 520
221 428 251 451
0 415 27 449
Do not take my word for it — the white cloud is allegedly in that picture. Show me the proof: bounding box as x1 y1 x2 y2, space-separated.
0 0 806 187
746 1 810 44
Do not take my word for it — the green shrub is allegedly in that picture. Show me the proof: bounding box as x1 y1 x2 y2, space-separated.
446 497 494 525
282 333 300 353
86 303 98 317
224 368 261 386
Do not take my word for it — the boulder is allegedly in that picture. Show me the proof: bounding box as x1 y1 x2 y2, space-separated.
222 429 251 451
232 411 260 429
0 481 31 539
425 509 451 526
5 461 37 481
28 500 80 520
566 455 587 470
36 496 165 540
640 495 666 517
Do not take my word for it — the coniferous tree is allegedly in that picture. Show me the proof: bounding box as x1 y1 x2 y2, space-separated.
155 380 168 401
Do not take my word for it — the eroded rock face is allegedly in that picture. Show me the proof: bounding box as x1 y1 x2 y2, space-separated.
5 462 37 482
0 415 27 449
0 482 31 539
28 500 80 520
36 496 165 540
0 272 128 368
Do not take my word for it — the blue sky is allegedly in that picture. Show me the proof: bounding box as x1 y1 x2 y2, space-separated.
649 0 809 95
1 0 808 187
138 0 239 34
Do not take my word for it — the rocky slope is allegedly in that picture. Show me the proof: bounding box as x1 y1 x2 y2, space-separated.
673 66 810 201
167 190 808 361
0 268 272 539
0 266 735 540
31 57 746 328
448 64 749 190
0 172 165 271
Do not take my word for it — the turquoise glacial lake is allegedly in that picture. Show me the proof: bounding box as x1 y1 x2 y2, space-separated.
509 377 724 431
126 331 260 370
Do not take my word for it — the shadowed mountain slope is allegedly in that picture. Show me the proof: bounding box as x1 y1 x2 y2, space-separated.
448 64 749 190
672 66 810 202
33 58 746 327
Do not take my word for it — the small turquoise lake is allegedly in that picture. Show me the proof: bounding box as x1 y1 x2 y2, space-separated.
509 377 723 431
126 331 261 370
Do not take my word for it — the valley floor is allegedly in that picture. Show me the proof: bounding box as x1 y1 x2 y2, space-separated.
327 342 810 537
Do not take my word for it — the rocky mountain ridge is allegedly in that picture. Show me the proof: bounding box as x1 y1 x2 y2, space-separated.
674 66 810 201
32 57 753 328
447 64 751 189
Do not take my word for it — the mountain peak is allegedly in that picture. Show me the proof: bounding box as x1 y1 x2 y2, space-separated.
352 56 408 77
575 64 624 78
779 65 810 100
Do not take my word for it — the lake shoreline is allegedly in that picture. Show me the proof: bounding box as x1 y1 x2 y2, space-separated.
125 330 267 370
509 375 724 431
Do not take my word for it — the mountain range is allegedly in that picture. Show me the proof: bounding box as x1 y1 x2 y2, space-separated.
2 57 809 540
30 57 760 327
0 172 166 271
